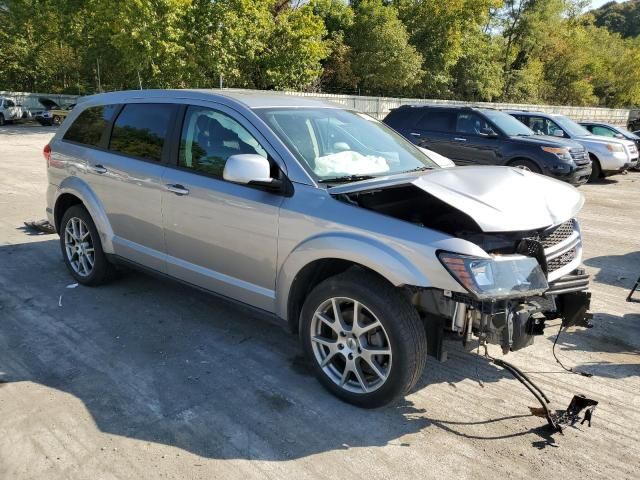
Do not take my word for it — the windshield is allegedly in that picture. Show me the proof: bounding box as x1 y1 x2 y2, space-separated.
552 115 592 137
254 108 437 182
481 110 534 136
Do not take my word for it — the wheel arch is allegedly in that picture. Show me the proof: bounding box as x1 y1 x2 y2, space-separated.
53 177 115 253
506 156 542 172
276 234 431 333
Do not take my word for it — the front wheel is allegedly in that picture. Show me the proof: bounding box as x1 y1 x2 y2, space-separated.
52 115 62 126
300 270 427 408
589 156 602 182
510 159 541 173
0 114 5 126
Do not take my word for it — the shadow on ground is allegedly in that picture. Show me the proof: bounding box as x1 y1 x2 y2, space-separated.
0 238 572 459
584 251 640 289
0 123 56 135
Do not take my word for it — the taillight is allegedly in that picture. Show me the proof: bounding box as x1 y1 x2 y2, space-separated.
43 144 51 166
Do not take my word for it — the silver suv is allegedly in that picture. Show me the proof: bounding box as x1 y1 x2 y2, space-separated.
45 90 593 408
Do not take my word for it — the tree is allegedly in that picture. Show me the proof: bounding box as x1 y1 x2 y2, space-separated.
347 0 423 95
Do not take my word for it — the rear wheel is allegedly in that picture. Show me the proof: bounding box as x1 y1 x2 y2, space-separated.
60 205 116 286
300 270 427 408
589 155 602 182
52 115 62 126
0 114 5 126
510 158 541 173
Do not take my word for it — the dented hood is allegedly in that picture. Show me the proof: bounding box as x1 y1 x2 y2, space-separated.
330 166 584 232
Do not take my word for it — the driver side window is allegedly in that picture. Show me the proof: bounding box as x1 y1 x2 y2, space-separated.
179 106 268 178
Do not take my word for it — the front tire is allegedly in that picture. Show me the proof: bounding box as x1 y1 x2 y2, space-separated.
300 270 427 408
52 115 62 126
0 114 5 126
59 205 116 286
589 155 602 182
510 158 541 173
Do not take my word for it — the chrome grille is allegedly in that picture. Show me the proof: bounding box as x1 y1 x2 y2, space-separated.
569 149 590 166
537 219 575 248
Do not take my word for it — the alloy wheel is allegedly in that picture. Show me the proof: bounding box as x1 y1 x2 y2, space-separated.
310 297 392 394
64 217 95 277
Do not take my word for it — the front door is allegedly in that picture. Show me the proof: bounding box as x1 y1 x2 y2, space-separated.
162 104 283 312
450 111 501 166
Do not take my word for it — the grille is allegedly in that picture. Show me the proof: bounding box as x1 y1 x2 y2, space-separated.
547 247 577 273
569 149 590 166
537 219 575 248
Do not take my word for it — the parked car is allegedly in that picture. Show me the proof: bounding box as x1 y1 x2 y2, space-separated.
383 105 591 186
0 96 25 125
45 90 593 408
507 110 638 180
49 103 76 126
579 121 640 153
31 97 60 126
627 110 640 132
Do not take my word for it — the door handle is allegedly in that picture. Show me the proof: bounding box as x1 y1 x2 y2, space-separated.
453 137 467 142
166 184 190 196
90 164 108 174
410 132 421 137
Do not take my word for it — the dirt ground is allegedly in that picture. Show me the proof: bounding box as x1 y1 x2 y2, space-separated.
1 123 639 480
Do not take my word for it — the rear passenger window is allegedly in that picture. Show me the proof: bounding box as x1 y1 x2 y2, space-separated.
63 105 117 147
415 111 455 132
109 104 174 162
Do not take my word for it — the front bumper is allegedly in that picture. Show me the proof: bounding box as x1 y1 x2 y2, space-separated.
546 163 592 185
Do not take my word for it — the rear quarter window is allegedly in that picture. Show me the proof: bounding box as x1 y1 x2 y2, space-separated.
63 105 118 147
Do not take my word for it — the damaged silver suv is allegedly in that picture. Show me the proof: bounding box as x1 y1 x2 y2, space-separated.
45 90 592 409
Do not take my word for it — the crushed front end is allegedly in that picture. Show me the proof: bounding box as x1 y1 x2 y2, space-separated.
411 218 597 432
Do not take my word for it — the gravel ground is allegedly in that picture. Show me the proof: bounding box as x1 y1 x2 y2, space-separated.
1 123 638 480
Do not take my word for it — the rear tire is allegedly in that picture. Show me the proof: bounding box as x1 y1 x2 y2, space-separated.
510 158 541 173
0 114 5 126
59 205 117 286
52 115 61 126
589 155 602 182
300 270 427 408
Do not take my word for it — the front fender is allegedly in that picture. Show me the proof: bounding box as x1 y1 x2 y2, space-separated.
275 232 431 319
55 176 115 253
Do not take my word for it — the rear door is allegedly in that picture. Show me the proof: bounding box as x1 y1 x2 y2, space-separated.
68 102 177 272
407 109 460 161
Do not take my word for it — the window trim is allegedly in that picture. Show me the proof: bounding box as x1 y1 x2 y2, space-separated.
104 102 179 165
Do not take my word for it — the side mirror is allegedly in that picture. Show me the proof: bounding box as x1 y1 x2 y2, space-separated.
223 154 282 191
480 127 498 138
552 129 565 138
614 133 624 139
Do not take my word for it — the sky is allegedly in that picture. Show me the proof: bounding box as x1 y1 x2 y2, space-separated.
589 0 629 9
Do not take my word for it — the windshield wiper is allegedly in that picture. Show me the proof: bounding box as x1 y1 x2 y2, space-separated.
318 174 378 184
399 166 434 174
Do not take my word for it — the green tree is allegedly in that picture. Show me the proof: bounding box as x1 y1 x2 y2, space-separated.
347 0 423 95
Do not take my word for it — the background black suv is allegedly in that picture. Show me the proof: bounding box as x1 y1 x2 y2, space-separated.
384 105 592 185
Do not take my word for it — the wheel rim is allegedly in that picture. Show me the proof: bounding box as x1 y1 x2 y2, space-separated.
515 164 531 171
53 116 60 125
310 297 392 394
64 217 95 277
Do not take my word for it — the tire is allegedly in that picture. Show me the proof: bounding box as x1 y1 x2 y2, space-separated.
0 114 4 126
588 155 602 182
510 158 541 173
300 270 427 408
59 205 117 286
52 115 61 126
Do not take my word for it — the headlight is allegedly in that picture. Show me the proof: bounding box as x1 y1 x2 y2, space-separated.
606 143 624 153
438 252 549 300
541 146 572 161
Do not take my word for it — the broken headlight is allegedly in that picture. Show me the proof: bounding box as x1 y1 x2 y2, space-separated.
438 252 549 300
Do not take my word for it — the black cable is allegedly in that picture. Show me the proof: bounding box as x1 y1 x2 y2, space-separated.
552 326 593 377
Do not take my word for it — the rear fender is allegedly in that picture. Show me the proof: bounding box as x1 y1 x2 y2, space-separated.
55 176 115 253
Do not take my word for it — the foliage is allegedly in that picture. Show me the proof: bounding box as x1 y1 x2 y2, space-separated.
1 0 640 107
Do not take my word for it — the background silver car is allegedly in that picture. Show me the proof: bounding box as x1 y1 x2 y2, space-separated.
45 90 592 408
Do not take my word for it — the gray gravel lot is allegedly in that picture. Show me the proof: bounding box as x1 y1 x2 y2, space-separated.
1 123 639 479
